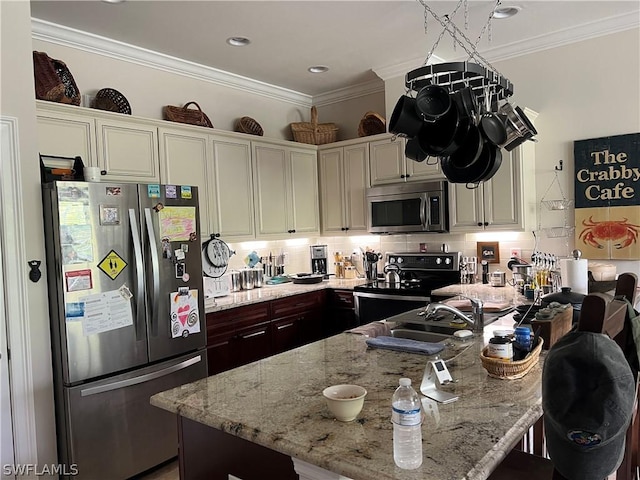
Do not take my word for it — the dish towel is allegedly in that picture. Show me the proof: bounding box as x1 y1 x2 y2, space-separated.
365 336 444 355
348 321 394 338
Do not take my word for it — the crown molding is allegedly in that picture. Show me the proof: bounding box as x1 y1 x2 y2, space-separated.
31 18 313 108
372 12 638 82
313 80 385 107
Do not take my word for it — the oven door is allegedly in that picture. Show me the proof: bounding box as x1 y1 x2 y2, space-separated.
353 292 430 325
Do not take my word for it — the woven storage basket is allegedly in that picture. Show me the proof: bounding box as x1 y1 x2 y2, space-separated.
235 116 264 136
358 111 386 137
290 106 337 145
93 88 131 115
33 51 81 106
480 337 544 380
163 102 214 128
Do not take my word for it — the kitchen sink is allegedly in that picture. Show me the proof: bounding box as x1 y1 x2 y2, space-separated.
390 329 452 343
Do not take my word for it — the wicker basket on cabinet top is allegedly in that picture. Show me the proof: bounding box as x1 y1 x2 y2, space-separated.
290 106 337 145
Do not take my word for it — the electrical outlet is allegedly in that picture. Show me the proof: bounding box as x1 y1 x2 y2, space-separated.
510 248 522 258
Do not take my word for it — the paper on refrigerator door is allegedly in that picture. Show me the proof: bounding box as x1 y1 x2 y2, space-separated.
79 289 134 336
170 289 201 338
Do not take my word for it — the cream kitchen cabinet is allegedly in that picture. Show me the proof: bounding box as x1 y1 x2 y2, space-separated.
36 101 160 183
252 141 319 238
159 127 255 241
448 134 537 232
369 134 444 185
209 135 255 241
318 143 369 235
37 108 97 165
158 126 213 235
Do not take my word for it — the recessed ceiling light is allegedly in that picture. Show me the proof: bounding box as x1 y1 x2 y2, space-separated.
226 37 251 47
101 0 127 3
308 66 329 74
493 5 521 19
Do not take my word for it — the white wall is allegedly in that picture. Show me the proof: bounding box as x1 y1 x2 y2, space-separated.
0 0 57 470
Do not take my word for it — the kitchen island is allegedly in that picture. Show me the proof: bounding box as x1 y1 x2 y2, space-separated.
151 315 543 480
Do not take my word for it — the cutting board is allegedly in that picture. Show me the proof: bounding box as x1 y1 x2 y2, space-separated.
443 298 512 312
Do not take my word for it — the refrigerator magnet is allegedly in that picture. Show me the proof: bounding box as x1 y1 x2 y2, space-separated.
175 262 185 279
181 244 189 253
99 205 120 225
65 269 93 292
165 185 177 199
153 202 164 212
180 186 192 199
147 184 161 198
175 249 185 261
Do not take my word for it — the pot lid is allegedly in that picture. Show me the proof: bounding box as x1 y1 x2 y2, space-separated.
541 287 586 307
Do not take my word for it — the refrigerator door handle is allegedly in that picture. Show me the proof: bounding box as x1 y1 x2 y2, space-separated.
80 354 203 397
129 208 145 342
144 208 161 336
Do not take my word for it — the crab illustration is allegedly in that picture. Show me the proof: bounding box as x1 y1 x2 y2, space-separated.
579 216 640 249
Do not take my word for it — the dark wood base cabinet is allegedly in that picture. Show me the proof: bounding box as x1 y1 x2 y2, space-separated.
206 290 337 375
178 415 297 480
324 289 357 336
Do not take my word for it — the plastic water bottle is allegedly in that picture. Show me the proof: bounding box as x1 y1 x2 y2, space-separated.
391 378 423 469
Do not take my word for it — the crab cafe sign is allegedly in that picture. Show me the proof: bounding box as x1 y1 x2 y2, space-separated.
573 133 640 260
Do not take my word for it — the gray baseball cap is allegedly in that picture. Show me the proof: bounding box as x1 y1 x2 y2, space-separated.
542 331 635 480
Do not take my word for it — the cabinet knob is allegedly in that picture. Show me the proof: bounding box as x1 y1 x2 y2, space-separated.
477 222 483 227
345 227 349 231
406 174 411 178
484 222 489 227
400 174 406 179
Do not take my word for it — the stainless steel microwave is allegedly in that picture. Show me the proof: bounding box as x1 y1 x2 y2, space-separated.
366 180 449 233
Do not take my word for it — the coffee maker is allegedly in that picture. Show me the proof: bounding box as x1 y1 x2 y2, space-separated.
310 245 328 276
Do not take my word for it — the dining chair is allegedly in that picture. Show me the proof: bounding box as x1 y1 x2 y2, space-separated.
488 272 639 480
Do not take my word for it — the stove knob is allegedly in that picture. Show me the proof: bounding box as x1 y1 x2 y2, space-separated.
389 258 396 263
445 257 451 265
396 257 404 264
436 257 442 265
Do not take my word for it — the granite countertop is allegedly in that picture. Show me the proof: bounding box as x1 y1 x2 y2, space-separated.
151 316 543 480
205 277 368 313
432 283 527 306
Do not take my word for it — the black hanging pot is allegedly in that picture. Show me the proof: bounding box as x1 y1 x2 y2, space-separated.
417 90 471 157
414 84 452 122
405 138 428 162
202 236 235 278
478 113 507 146
541 287 586 323
389 95 423 137
447 123 483 169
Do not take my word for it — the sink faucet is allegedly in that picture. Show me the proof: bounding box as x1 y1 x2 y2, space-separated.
423 295 485 333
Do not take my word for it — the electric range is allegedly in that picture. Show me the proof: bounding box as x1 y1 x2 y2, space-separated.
353 252 462 324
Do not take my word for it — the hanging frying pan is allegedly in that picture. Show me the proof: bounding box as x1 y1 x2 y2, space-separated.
405 138 428 162
441 140 501 184
447 123 483 169
201 235 235 278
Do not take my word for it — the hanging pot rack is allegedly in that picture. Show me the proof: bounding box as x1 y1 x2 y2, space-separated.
408 0 514 105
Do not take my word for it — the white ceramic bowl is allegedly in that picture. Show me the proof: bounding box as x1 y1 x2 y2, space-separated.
322 384 367 422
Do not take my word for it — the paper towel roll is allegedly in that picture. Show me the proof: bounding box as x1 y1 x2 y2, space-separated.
560 258 589 295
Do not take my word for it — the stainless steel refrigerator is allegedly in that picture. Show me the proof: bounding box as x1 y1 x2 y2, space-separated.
42 181 208 479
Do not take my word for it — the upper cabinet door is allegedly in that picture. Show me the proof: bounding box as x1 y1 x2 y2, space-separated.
342 143 369 233
405 156 445 182
483 148 521 229
318 147 346 234
210 136 255 240
37 111 98 166
158 127 212 235
369 136 405 185
288 147 319 235
252 143 289 236
96 118 159 183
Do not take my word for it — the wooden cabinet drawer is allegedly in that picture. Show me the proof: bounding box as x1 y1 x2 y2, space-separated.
327 289 355 308
271 291 323 317
206 302 270 336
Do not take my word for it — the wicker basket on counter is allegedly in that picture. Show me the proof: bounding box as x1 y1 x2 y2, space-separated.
290 106 338 145
92 88 132 115
163 102 214 128
480 337 544 380
358 111 386 137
